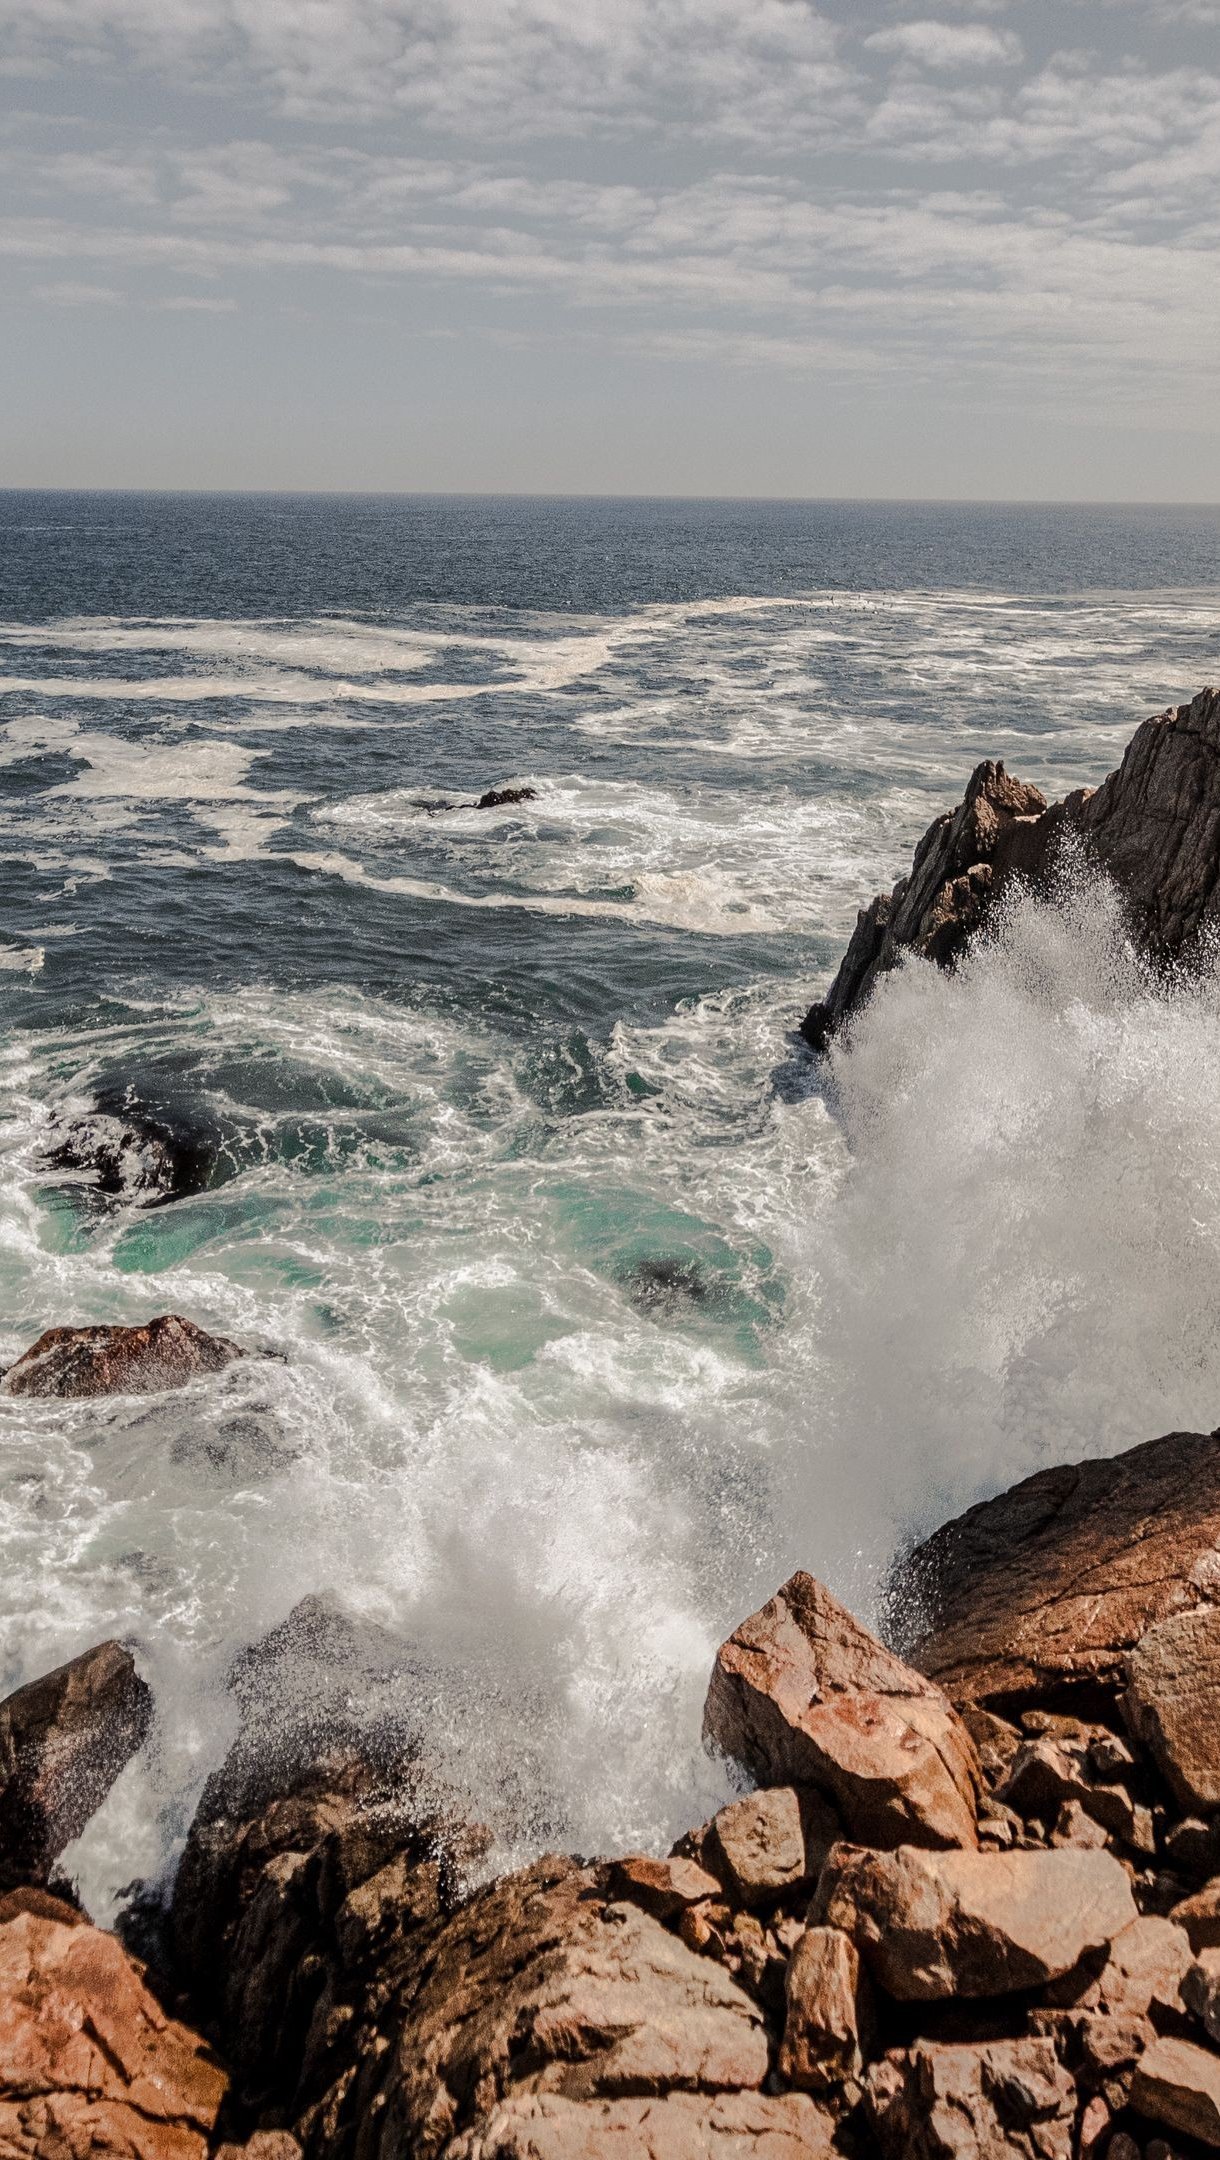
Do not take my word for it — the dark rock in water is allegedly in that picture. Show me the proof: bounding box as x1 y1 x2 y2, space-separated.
474 784 536 809
168 1409 298 1482
623 1255 714 1316
0 1641 153 1887
895 1427 1220 1715
804 685 1220 1050
1 1313 249 1399
43 1089 218 1207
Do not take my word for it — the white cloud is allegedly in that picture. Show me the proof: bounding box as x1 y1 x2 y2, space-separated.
864 20 1023 68
31 275 122 302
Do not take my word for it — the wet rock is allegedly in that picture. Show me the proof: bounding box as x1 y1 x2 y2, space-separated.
815 1841 1137 1999
608 1854 723 1919
898 1427 1220 1713
0 1641 153 1888
442 2090 838 2157
779 1924 875 2095
1125 1605 1220 1812
804 686 1220 1049
43 1090 218 1207
168 1409 298 1482
864 2035 1076 2160
1 1313 248 1399
706 1786 836 1909
704 1571 981 1850
1131 2035 1220 2148
622 1256 715 1317
802 758 1048 1049
0 1886 226 2159
475 785 537 810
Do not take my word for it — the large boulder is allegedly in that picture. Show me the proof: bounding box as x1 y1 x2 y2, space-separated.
865 2036 1076 2160
803 685 1220 1048
703 1572 981 1850
442 2091 838 2158
897 1427 1220 1713
1131 2035 1220 2149
300 1854 788 2160
1125 1603 1220 1811
814 1842 1137 2000
1 1314 248 1399
0 1641 153 1888
0 1886 227 2160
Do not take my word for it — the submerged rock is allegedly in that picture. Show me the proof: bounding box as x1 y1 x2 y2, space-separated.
704 1570 981 1850
1 1313 250 1399
803 684 1220 1049
475 784 537 809
42 1091 218 1207
0 1886 227 2160
0 1642 153 1888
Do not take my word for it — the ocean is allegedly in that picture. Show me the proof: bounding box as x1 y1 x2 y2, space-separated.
2 489 1219 1917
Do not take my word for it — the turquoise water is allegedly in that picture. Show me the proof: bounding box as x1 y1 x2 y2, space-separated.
2 491 1219 1914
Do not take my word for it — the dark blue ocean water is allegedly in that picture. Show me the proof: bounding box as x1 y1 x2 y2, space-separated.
1 491 1218 1913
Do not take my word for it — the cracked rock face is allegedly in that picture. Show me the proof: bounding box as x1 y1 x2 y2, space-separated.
803 685 1220 1051
703 1571 981 1851
0 1888 227 2160
896 1426 1220 1713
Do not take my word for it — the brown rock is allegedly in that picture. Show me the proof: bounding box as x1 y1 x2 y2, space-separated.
1126 1605 1220 1812
1 1313 247 1398
1131 2035 1220 2147
804 687 1220 1050
0 1640 153 1887
442 2090 839 2157
214 2142 303 2160
706 1787 835 1908
815 1841 1138 1999
779 1925 874 2094
608 1854 722 1919
802 759 1047 1049
0 1893 226 2159
900 1426 1220 1712
704 1572 980 1851
998 1737 1149 1850
865 2036 1076 2160
1172 1882 1220 1954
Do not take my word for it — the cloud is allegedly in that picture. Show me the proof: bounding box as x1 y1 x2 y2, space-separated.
865 20 1023 69
31 275 122 302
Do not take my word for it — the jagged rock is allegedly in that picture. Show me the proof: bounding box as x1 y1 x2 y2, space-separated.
475 786 537 810
802 760 1048 1048
706 1787 836 1909
1183 1949 1220 2042
898 1427 1220 1713
704 1572 980 1851
997 1736 1152 1851
609 1854 722 1919
1131 2035 1220 2148
865 2036 1076 2160
779 1925 874 2094
804 686 1220 1049
1172 1881 1220 1954
42 1092 217 1208
0 1886 226 2159
1126 1606 1220 1812
1034 1918 1193 2103
814 1841 1138 1999
442 2090 838 2157
301 1855 776 2160
1 1314 248 1399
0 1641 153 1887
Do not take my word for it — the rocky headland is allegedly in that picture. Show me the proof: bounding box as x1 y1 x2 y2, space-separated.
5 689 1220 2159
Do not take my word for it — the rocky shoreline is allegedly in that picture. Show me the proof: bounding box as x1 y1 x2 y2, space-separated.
5 688 1220 2159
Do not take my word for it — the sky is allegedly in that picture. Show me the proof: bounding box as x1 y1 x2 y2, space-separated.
1 0 1218 498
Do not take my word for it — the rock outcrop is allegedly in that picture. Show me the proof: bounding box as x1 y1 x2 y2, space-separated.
0 1886 227 2160
803 684 1220 1049
0 1640 153 1888
2 1314 250 1398
704 1570 981 1850
896 1425 1220 1713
